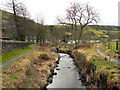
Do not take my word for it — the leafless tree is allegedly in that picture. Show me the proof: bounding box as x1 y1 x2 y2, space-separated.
58 2 100 48
35 14 47 45
4 0 30 41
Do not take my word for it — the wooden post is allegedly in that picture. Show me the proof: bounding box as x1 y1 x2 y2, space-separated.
116 41 118 50
108 42 110 49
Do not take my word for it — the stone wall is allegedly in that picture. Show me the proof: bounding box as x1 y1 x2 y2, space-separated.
2 41 32 54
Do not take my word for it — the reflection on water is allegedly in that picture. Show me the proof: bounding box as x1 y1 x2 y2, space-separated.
47 53 86 89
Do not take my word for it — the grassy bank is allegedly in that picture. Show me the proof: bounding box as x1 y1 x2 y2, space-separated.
1 44 35 65
99 43 119 59
71 43 120 89
2 46 58 88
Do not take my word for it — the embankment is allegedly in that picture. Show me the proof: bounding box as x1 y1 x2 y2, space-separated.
2 46 58 88
58 44 120 89
71 45 120 89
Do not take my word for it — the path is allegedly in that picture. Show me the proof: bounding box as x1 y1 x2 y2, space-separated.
0 46 35 68
96 44 119 65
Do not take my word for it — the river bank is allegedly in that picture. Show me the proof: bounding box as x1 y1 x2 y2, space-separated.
2 43 120 89
58 43 120 89
2 46 58 88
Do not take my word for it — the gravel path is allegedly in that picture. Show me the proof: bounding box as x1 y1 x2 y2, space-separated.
96 44 119 65
0 46 35 68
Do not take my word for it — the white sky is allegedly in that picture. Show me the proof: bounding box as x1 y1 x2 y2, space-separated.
0 0 119 25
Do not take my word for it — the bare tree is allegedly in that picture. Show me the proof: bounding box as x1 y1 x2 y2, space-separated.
4 0 30 41
35 14 47 45
58 2 100 48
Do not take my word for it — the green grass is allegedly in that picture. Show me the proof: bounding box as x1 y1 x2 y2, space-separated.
90 58 119 74
4 71 21 82
1 44 35 65
3 71 23 88
110 31 119 33
91 60 115 67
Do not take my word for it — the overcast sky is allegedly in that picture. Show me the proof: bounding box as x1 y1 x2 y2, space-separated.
0 0 119 26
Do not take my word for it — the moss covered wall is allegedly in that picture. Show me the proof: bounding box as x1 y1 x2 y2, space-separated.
2 41 32 54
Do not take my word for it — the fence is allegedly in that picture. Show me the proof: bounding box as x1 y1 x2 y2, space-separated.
106 41 120 53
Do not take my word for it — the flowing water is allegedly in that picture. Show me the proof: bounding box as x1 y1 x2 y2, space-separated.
47 53 86 89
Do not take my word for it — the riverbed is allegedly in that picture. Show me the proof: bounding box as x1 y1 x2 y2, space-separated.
47 53 86 89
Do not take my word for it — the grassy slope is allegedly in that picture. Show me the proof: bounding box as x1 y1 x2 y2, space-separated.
2 10 37 38
84 29 107 38
1 44 35 65
2 10 119 40
71 43 120 88
83 29 119 39
2 46 58 88
54 25 119 40
99 43 116 57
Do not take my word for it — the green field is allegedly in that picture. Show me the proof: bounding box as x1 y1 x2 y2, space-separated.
1 44 35 65
106 42 120 53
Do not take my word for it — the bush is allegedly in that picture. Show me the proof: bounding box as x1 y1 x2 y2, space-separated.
39 53 50 60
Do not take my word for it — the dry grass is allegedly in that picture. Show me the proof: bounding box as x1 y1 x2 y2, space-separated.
73 43 120 88
2 46 58 88
99 43 118 59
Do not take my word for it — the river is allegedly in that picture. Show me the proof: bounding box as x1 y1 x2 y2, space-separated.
47 53 86 89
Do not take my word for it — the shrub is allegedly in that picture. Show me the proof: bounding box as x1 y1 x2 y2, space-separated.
39 53 50 60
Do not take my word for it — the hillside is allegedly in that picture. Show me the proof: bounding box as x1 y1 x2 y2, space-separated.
89 25 119 31
1 10 119 42
53 25 119 41
1 10 36 40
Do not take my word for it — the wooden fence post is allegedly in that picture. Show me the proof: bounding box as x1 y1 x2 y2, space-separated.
108 42 110 49
116 41 118 50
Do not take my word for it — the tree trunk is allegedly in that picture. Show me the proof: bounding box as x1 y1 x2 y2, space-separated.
74 24 78 48
13 2 25 41
78 27 84 45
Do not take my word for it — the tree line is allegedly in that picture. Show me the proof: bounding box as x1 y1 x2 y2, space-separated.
2 0 100 48
1 0 66 44
2 9 67 45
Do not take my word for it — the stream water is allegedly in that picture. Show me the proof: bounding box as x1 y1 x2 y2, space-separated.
47 53 86 89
